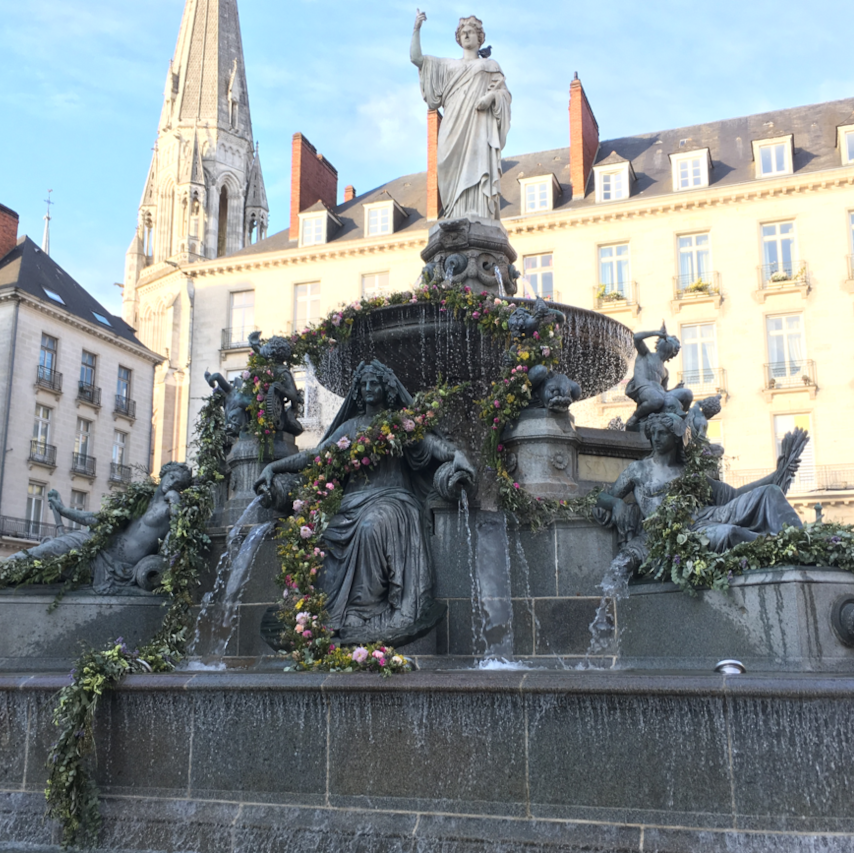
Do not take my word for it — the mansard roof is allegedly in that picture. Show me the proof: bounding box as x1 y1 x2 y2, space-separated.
229 94 854 259
0 236 151 349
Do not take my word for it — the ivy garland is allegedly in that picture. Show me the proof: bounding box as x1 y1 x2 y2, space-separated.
639 434 854 592
39 397 227 849
243 281 598 529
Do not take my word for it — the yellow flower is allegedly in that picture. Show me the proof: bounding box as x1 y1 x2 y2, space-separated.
506 394 516 403
295 599 303 610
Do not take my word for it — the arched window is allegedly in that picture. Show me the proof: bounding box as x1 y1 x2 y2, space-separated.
217 186 229 257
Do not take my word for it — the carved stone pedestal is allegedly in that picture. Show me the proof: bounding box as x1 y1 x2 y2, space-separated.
500 408 580 498
224 432 297 526
421 217 518 296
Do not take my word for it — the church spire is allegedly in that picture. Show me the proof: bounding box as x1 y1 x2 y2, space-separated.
160 0 253 138
124 0 268 327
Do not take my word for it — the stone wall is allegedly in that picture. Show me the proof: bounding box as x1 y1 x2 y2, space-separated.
2 670 854 852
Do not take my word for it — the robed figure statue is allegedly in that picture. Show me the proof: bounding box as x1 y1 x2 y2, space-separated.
255 360 475 646
412 11 511 221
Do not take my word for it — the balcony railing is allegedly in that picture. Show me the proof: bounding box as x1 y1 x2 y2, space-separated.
114 395 136 419
673 271 721 300
77 382 102 407
677 367 727 397
595 282 635 310
109 463 132 484
725 465 854 494
28 439 57 467
36 365 62 392
764 360 817 390
71 453 96 477
758 260 809 290
221 326 259 350
0 515 57 542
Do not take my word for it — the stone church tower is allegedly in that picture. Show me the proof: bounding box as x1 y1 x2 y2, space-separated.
123 0 268 328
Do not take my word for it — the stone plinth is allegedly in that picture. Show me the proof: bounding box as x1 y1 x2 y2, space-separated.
3 670 854 851
421 217 518 296
224 433 296 527
0 587 167 671
501 408 581 497
617 567 854 672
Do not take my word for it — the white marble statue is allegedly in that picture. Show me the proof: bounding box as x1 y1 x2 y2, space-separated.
411 11 511 221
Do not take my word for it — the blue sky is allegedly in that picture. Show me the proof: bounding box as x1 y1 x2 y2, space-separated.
1 0 851 316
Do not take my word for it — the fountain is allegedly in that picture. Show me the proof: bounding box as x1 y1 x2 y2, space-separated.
1 12 854 853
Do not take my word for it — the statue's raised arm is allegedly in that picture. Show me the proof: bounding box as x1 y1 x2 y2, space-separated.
414 14 510 221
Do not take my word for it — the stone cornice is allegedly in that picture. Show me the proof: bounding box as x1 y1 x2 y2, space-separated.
134 164 854 287
0 289 162 364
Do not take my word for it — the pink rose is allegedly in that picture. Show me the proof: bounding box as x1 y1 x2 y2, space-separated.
402 419 415 432
362 457 370 466
299 526 312 539
337 437 351 450
326 483 335 491
352 647 369 664
293 500 304 512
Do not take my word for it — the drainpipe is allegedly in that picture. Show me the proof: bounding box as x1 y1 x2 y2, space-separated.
0 297 21 514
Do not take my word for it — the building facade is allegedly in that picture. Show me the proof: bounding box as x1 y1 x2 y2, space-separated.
128 49 854 520
0 204 160 557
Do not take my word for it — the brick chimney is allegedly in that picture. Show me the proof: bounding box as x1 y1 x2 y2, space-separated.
290 133 338 238
343 185 356 202
569 73 599 200
427 109 442 220
0 203 19 260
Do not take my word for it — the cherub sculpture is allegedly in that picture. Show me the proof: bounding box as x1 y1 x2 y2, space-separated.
248 331 304 437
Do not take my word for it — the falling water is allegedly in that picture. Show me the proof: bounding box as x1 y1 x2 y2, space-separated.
458 489 485 656
494 265 505 298
185 495 273 665
579 551 633 668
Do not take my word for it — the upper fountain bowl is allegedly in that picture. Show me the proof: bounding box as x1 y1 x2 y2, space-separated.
312 299 634 399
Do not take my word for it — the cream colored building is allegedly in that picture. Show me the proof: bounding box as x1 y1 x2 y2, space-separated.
0 204 160 557
126 14 854 523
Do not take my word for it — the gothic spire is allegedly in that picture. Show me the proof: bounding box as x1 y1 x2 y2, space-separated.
160 0 253 138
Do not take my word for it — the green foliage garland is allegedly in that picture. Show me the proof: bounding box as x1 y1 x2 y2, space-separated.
274 383 460 674
41 397 227 848
639 435 854 592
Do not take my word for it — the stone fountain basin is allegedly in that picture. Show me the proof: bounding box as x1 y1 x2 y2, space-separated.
312 299 634 398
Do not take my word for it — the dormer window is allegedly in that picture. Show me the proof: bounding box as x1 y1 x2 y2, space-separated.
366 204 391 236
42 287 65 305
593 153 635 204
752 135 794 178
300 214 325 247
363 197 407 238
519 174 561 214
838 125 854 165
670 148 712 191
298 204 342 248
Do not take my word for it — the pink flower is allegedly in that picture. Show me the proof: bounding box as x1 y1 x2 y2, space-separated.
352 647 369 664
497 444 504 452
293 500 304 512
257 394 264 402
402 419 415 432
353 459 361 468
296 612 309 625
332 314 342 327
362 457 370 466
337 436 351 450
472 311 480 319
541 347 551 357
494 417 500 423
513 482 520 489
533 331 540 340
326 483 335 491
494 400 500 408
265 429 271 435
299 525 313 539
241 370 250 380
302 630 312 639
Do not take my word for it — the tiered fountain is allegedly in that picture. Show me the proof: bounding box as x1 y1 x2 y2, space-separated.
2 13 854 852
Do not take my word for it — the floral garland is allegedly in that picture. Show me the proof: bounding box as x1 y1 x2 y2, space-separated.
639 434 854 592
273 383 460 674
244 281 598 528
42 396 227 848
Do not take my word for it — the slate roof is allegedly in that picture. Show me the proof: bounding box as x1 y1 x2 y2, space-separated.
230 95 854 258
0 236 151 349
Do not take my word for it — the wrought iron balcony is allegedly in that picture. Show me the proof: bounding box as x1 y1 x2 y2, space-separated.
673 271 721 300
600 385 631 405
109 463 132 484
764 360 817 390
758 260 809 290
114 395 136 419
595 282 635 310
36 365 62 392
677 367 727 397
77 382 101 407
71 453 96 477
221 326 259 350
0 515 56 541
28 439 57 467
725 465 854 494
